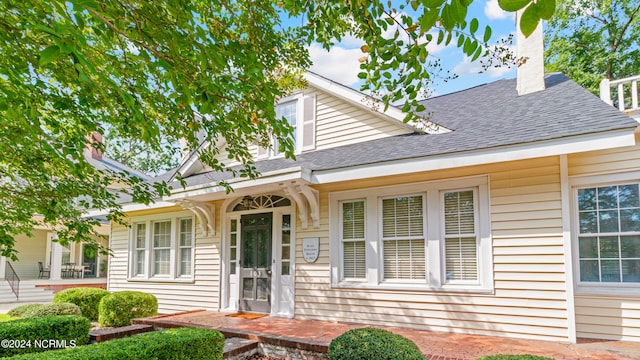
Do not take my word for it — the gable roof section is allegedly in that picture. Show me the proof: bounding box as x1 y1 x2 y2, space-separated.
117 73 637 206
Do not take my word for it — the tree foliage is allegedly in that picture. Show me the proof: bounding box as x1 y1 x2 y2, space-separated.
545 0 640 94
0 0 550 258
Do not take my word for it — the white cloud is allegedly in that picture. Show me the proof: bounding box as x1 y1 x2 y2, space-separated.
308 44 363 86
453 55 513 78
484 0 513 21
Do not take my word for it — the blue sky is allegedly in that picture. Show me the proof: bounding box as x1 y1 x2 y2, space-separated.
299 0 519 97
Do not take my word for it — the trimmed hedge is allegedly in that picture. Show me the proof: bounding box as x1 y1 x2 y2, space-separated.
10 327 225 360
22 303 82 318
477 356 554 360
54 287 109 321
7 304 45 318
328 328 425 360
98 291 158 327
0 315 90 357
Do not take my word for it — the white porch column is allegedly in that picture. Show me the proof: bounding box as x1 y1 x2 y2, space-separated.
0 256 6 279
50 239 63 280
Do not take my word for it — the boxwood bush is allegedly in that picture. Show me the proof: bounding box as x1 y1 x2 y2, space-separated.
0 315 90 357
477 356 554 360
328 328 425 360
7 304 45 318
22 303 82 318
54 287 109 321
10 327 225 360
98 291 158 327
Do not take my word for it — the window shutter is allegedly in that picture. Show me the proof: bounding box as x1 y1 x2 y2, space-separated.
443 190 478 281
301 94 316 151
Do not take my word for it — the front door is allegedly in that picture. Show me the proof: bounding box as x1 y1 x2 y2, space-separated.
240 213 272 313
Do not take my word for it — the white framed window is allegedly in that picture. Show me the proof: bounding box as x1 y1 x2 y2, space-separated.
380 195 426 281
329 176 492 292
572 175 640 294
443 189 478 283
257 93 316 158
340 200 367 280
128 211 195 282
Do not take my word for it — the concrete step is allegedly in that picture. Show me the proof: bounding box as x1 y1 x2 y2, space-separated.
0 282 54 303
223 337 259 359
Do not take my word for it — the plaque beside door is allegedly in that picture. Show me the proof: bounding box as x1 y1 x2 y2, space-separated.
302 237 320 263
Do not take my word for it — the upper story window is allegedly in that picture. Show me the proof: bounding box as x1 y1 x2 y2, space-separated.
257 94 316 158
329 177 492 292
576 183 640 285
129 211 195 282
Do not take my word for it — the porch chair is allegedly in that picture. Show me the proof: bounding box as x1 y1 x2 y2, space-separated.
38 262 50 279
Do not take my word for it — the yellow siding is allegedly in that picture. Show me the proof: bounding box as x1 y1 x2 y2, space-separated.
199 86 410 173
294 156 570 341
569 133 640 342
12 230 48 279
313 87 409 149
107 203 222 314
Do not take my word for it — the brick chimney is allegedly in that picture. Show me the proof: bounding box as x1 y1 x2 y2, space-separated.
85 131 103 161
516 10 546 96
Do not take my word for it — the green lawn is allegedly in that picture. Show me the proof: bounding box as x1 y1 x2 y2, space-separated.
0 314 16 322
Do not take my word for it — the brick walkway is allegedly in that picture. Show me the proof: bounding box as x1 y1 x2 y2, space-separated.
133 310 640 360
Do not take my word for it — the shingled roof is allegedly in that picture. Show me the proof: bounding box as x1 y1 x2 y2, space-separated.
161 73 635 189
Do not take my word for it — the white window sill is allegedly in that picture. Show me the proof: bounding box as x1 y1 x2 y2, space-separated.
127 277 195 284
576 284 640 297
332 281 493 294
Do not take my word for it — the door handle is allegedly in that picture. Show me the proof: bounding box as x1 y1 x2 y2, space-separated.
266 269 272 276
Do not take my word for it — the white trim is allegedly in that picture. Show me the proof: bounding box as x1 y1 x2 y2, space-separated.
560 154 577 343
329 176 492 292
313 130 636 184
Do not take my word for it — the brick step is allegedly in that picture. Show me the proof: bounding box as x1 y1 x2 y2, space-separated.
223 337 259 359
90 324 155 343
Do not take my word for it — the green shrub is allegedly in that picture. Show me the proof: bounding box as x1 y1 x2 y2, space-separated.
53 287 109 321
21 303 82 318
10 327 225 360
98 291 158 327
7 304 45 318
477 356 554 360
0 315 90 357
328 327 425 360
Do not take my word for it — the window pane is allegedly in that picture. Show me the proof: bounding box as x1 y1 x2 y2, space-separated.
180 248 191 276
598 186 618 210
580 260 599 282
620 209 640 232
619 184 639 208
135 223 146 248
343 241 366 279
383 239 425 280
281 261 290 276
598 210 619 233
599 236 619 258
601 260 621 282
579 211 597 233
153 221 171 247
622 260 640 282
579 237 598 258
282 245 290 259
621 236 640 258
445 237 478 281
136 250 145 275
154 249 170 275
382 196 423 238
179 218 192 246
342 201 365 239
444 190 475 235
578 188 597 210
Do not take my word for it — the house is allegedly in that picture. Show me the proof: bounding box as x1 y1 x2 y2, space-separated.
0 133 150 302
105 18 640 343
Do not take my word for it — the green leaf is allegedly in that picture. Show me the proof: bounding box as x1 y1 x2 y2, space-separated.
498 0 531 12
39 45 61 66
419 9 439 32
423 0 446 7
538 0 555 20
483 26 492 42
520 3 541 37
470 18 478 34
